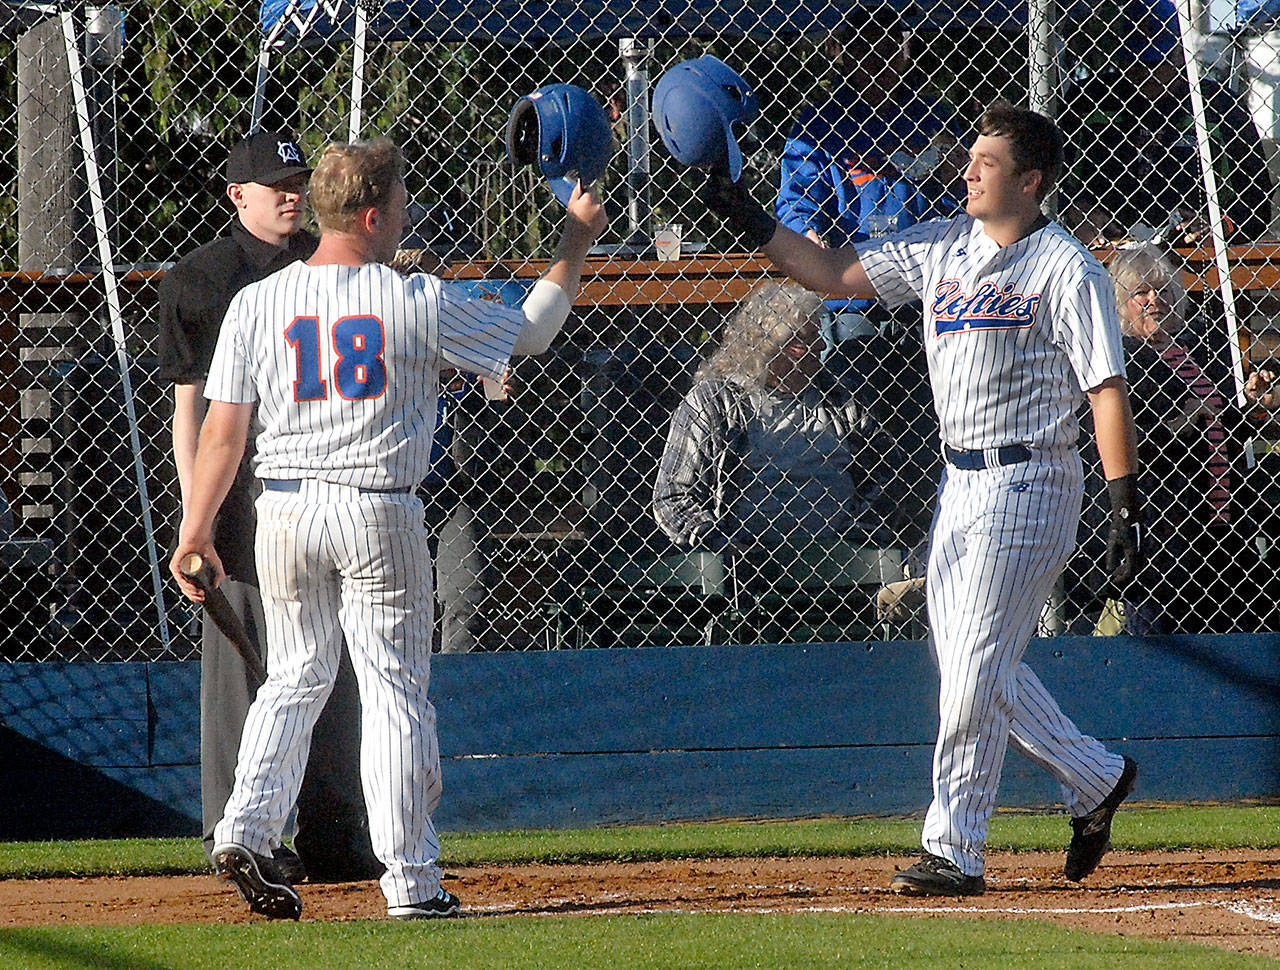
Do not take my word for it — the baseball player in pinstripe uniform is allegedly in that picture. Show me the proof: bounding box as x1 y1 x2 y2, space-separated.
159 129 379 884
170 138 607 920
703 102 1142 895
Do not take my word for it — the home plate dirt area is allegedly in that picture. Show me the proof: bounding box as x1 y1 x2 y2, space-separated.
3 850 1279 958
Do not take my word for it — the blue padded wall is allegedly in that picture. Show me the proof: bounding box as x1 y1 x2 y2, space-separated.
0 635 1276 836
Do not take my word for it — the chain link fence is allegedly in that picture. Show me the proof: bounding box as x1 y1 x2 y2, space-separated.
3 0 1280 661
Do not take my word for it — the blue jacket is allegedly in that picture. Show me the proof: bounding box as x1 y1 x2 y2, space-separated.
776 87 962 313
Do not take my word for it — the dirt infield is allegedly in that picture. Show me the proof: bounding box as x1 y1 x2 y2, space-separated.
4 849 1279 957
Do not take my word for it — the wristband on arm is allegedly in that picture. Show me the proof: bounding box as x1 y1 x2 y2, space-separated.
702 168 777 250
1104 473 1143 588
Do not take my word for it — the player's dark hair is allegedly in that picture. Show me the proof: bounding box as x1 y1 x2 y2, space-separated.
977 102 1064 201
311 138 405 233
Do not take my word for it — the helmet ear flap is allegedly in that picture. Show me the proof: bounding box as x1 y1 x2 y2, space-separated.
725 126 745 183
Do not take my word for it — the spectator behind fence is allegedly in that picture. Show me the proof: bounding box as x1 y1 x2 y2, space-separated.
652 281 901 589
776 6 965 346
1100 244 1279 633
1062 4 1274 246
417 369 510 653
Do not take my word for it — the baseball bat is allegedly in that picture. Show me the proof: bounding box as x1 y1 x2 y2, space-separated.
179 552 268 686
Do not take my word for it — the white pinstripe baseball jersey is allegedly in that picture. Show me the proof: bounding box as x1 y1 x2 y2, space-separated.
852 212 1131 880
206 261 523 488
207 257 529 912
857 214 1126 451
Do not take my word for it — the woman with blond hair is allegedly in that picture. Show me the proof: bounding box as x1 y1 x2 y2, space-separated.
1100 244 1277 633
653 281 900 587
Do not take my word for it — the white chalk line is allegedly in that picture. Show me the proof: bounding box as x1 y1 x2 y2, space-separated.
880 900 1207 915
1225 900 1280 924
464 895 1280 924
885 897 1280 925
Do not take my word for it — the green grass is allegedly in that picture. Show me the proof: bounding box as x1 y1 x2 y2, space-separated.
0 838 207 879
0 913 1275 970
449 805 1280 866
1 803 1277 878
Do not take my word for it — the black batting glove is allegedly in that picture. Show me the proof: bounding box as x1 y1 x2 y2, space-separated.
1104 473 1143 588
702 167 777 250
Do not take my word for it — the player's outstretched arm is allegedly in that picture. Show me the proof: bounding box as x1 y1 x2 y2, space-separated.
541 181 608 298
702 168 876 300
514 182 608 355
170 399 253 602
765 224 876 299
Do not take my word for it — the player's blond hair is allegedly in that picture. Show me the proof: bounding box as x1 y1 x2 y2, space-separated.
310 138 404 233
696 281 824 388
1108 243 1188 336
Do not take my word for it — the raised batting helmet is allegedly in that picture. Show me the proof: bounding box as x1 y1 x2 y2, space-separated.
506 83 614 206
652 56 758 182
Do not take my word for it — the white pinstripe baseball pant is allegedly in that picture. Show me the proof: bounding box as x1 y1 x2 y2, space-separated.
213 480 443 908
922 450 1126 876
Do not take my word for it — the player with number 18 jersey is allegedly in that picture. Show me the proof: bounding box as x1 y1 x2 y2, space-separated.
210 262 519 488
177 139 607 921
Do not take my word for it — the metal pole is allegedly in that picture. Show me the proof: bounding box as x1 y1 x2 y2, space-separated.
251 0 301 130
85 6 120 248
1028 0 1056 116
619 37 653 250
251 46 273 131
348 0 368 141
1028 0 1058 214
61 7 171 649
1176 0 1248 407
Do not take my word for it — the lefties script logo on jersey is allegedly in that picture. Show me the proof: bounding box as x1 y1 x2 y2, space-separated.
931 279 1040 336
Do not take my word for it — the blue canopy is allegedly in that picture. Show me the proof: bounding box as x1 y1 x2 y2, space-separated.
259 0 1032 43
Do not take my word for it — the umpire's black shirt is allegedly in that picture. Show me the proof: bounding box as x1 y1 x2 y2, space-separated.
157 223 318 582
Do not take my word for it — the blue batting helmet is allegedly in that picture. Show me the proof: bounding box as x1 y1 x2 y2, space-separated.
506 83 614 206
652 56 758 182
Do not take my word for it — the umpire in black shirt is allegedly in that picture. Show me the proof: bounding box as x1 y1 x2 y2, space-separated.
157 130 379 882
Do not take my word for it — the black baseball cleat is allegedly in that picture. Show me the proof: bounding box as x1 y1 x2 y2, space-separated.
272 845 307 885
890 853 986 896
212 842 303 920
1065 756 1139 882
388 887 462 920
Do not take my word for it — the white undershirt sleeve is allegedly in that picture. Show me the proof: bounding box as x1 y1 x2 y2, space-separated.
512 278 572 354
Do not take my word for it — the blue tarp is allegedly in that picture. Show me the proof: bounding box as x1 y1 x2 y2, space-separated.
1239 0 1280 30
259 0 1031 43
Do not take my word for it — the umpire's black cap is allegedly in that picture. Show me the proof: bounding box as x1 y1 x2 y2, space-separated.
225 130 311 185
